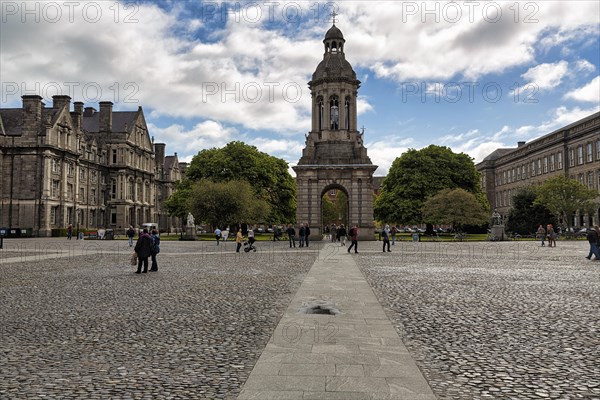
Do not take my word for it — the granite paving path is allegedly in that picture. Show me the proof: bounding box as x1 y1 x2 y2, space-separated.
237 243 436 400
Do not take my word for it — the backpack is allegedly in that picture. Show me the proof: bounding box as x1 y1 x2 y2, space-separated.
151 235 160 254
349 228 355 238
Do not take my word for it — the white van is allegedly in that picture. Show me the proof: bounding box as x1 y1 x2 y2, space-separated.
142 223 158 232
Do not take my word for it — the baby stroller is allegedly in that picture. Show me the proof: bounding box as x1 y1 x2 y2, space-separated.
243 237 257 252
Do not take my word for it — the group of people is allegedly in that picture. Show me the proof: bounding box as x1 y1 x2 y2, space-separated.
322 223 359 253
536 224 557 247
285 223 311 248
133 227 161 274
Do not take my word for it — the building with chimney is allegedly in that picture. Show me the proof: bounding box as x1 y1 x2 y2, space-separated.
0 95 183 236
476 112 600 228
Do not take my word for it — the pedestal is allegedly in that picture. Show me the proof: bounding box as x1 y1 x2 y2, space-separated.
491 225 505 241
180 226 196 241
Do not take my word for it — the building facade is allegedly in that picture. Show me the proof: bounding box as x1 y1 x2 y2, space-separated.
0 95 182 236
294 24 377 240
476 112 600 227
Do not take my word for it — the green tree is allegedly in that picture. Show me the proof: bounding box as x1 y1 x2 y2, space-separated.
533 175 598 229
188 180 270 228
505 188 556 235
185 141 296 223
422 188 489 230
164 179 193 228
321 195 337 226
374 145 487 224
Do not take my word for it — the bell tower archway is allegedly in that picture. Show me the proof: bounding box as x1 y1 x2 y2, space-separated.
294 23 377 241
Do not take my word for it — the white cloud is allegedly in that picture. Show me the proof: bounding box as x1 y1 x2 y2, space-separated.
521 61 569 90
366 137 415 175
564 76 600 103
356 96 374 115
575 59 596 73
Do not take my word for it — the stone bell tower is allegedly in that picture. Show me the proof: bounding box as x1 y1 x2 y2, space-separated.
293 23 377 241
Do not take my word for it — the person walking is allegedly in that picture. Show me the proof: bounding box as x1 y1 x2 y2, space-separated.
235 228 243 253
546 224 556 247
324 225 330 241
391 225 397 245
585 226 600 260
222 228 229 242
247 226 255 247
127 225 135 247
337 224 347 246
382 224 391 252
305 224 311 247
347 224 359 253
67 223 73 240
286 224 296 248
331 224 337 243
134 228 153 274
299 224 306 248
215 227 222 245
150 229 160 272
537 224 546 247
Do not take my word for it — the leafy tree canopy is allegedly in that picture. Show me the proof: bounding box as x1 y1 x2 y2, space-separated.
374 145 487 224
422 188 489 230
533 175 598 229
188 179 270 229
505 188 556 235
184 141 296 223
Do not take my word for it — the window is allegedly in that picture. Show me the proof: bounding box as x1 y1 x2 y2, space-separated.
111 208 117 224
79 169 85 180
91 188 96 204
578 173 584 185
521 165 526 179
91 170 97 182
569 148 575 167
597 140 600 160
550 154 555 171
577 145 583 165
543 157 548 173
588 172 594 189
112 149 117 164
317 97 324 131
330 96 339 130
111 179 117 199
537 159 542 175
344 97 350 130
517 167 521 180
67 183 73 199
79 188 85 202
50 207 58 225
89 210 96 226
128 180 134 200
51 180 59 197
531 161 536 177
587 143 593 162
52 159 59 173
67 163 74 176
557 152 563 169
503 171 507 184
67 207 73 224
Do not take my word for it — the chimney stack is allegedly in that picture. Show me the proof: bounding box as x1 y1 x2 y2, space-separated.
83 107 96 117
517 141 526 147
154 143 166 167
22 95 44 135
72 101 84 132
52 95 71 110
99 101 113 132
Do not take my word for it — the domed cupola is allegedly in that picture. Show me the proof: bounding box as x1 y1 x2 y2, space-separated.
311 24 358 83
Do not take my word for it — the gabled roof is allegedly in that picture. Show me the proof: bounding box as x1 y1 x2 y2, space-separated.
164 155 178 171
82 111 137 133
482 148 513 162
0 109 23 136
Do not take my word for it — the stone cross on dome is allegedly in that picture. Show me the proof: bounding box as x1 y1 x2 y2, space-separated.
330 10 338 25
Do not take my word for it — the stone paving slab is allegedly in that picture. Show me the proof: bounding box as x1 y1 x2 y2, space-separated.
237 243 436 400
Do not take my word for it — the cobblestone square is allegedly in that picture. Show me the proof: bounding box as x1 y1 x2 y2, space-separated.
356 240 600 400
1 238 599 399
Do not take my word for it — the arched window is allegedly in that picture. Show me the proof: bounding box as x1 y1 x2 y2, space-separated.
318 97 324 131
344 97 350 130
331 41 337 53
330 96 339 130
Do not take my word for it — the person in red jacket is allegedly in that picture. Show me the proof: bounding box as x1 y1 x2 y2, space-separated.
347 224 359 254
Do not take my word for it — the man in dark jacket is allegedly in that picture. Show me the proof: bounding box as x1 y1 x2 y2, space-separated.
305 225 311 247
585 226 600 260
286 224 296 248
134 228 153 273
